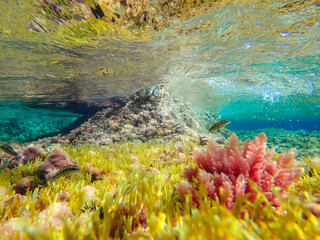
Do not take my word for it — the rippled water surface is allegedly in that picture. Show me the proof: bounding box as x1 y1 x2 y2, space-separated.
0 0 319 141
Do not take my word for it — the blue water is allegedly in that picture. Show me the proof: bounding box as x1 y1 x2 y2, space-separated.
219 97 320 131
227 120 320 131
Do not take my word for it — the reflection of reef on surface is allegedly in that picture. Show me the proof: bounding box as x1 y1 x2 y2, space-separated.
28 0 217 34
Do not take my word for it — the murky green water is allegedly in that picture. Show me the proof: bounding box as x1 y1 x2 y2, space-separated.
0 0 319 141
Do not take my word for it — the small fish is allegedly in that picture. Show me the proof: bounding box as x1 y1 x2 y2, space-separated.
42 144 61 153
42 145 51 154
50 166 80 182
123 124 134 129
208 120 231 132
0 145 18 157
81 202 104 219
81 201 99 212
0 158 10 171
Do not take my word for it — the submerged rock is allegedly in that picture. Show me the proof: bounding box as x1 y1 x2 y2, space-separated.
37 148 79 182
38 85 214 146
37 202 73 230
13 177 36 195
18 145 46 164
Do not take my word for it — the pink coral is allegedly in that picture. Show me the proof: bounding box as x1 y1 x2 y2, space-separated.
176 133 302 209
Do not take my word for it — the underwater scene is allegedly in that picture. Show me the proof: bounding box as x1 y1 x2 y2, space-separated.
0 0 320 239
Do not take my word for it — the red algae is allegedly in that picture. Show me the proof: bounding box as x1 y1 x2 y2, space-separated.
177 133 303 209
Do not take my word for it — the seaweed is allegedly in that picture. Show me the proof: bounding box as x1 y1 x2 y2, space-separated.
0 139 319 239
177 133 302 209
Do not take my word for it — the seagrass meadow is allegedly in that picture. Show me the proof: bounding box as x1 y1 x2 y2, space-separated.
1 135 320 240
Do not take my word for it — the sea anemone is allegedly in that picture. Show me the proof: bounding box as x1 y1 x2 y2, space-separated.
176 133 302 209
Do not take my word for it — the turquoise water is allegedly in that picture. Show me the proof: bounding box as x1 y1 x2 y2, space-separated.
0 1 319 142
0 102 81 142
220 98 320 131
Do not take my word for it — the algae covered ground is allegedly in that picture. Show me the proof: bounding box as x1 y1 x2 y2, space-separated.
1 137 320 239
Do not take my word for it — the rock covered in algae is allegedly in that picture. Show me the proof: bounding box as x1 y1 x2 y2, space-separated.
37 148 79 182
37 202 73 230
83 185 99 202
38 85 209 146
0 144 47 169
18 145 47 164
85 162 106 182
13 177 36 195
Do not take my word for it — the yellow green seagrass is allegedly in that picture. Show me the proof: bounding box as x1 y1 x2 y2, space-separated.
0 139 320 239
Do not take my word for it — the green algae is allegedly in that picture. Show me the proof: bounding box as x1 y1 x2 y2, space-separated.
0 139 320 239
